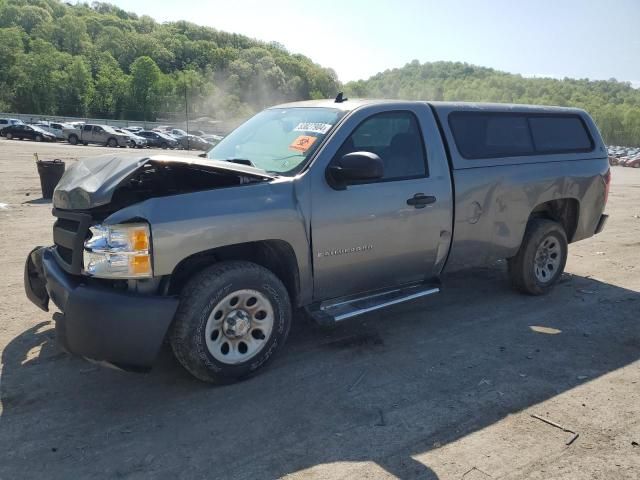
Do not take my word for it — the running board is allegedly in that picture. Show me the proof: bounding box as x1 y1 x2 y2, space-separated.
306 283 440 326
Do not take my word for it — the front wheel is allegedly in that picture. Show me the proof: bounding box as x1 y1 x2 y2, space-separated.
508 218 568 295
107 137 117 148
5 132 12 140
68 135 78 145
35 134 42 142
170 261 292 383
160 142 168 149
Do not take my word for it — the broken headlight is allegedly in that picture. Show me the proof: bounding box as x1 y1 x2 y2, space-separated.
83 223 152 278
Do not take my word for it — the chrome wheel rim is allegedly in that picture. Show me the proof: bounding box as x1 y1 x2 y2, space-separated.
534 235 561 283
205 289 274 364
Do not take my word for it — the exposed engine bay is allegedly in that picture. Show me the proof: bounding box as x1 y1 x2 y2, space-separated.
108 160 262 211
52 155 273 212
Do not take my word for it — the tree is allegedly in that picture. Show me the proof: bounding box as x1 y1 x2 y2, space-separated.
90 53 128 117
128 55 162 120
57 57 94 116
8 39 68 114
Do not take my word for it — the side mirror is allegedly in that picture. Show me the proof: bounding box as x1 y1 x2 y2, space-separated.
326 151 384 190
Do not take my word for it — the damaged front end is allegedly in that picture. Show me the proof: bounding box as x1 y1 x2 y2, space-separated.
53 154 275 211
24 154 275 370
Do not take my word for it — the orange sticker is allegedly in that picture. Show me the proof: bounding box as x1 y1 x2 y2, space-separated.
289 135 317 152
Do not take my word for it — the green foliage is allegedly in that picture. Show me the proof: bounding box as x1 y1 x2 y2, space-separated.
0 0 340 121
344 60 640 146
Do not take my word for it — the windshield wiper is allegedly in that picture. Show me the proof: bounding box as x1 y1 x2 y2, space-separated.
225 158 255 167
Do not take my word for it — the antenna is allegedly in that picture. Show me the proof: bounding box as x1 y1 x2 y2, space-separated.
334 92 348 103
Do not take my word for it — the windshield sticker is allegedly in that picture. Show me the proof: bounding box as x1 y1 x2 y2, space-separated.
293 122 333 135
289 135 317 152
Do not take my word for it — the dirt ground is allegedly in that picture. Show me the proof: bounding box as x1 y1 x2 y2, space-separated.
0 138 638 479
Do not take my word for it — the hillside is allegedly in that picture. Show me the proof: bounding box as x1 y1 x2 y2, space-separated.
345 61 640 146
0 0 340 121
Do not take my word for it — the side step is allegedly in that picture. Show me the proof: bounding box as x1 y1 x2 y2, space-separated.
306 282 440 326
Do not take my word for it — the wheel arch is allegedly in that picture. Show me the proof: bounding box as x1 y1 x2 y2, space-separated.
528 198 580 243
167 240 301 306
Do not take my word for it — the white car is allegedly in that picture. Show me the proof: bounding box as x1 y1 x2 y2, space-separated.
114 128 147 148
0 118 24 136
34 121 71 140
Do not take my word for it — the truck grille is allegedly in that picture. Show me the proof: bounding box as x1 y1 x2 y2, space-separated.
52 208 92 275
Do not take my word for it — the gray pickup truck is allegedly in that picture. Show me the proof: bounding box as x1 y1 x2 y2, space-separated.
64 123 129 147
24 98 609 383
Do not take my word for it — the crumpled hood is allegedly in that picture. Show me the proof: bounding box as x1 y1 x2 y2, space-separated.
53 154 274 210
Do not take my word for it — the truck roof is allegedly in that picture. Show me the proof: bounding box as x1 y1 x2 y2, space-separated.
271 98 587 115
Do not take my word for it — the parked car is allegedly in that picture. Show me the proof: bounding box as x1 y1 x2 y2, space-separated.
176 134 213 151
0 118 24 136
202 134 224 146
64 124 129 147
124 126 143 133
3 124 56 142
167 128 187 138
35 121 71 140
608 155 619 166
136 130 179 149
24 99 610 383
114 128 147 148
626 157 640 168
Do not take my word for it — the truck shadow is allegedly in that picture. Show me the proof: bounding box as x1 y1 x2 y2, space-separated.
1 265 639 479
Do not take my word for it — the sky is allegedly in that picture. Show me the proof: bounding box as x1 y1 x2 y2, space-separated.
107 0 640 86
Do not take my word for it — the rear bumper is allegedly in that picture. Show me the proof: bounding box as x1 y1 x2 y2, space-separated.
24 247 178 371
595 214 608 235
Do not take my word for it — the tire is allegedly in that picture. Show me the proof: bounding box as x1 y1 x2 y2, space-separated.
35 134 42 142
507 218 568 295
160 142 168 149
107 137 117 148
170 261 292 383
68 134 78 145
5 132 12 140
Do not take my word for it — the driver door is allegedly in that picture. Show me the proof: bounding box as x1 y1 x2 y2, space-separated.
309 104 453 301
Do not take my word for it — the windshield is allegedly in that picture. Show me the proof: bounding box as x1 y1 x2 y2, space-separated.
207 107 345 176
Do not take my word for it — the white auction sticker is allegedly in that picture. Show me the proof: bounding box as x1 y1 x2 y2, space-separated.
293 122 333 134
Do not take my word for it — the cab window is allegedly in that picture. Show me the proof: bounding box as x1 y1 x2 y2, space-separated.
335 111 428 180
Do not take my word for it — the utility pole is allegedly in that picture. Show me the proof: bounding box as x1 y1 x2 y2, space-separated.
184 71 189 151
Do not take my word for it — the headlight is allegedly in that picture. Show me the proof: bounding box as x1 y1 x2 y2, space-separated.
83 223 152 278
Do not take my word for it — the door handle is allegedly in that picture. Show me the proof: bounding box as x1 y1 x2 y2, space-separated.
407 193 436 208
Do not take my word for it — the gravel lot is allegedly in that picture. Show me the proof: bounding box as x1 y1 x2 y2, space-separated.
0 138 638 479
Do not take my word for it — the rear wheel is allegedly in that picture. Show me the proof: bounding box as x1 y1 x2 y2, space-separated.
5 132 12 140
508 219 568 295
170 261 292 383
160 142 168 149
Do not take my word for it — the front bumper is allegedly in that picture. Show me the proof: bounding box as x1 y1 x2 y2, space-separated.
24 247 178 371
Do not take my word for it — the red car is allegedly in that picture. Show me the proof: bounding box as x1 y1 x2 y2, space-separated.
626 156 640 168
